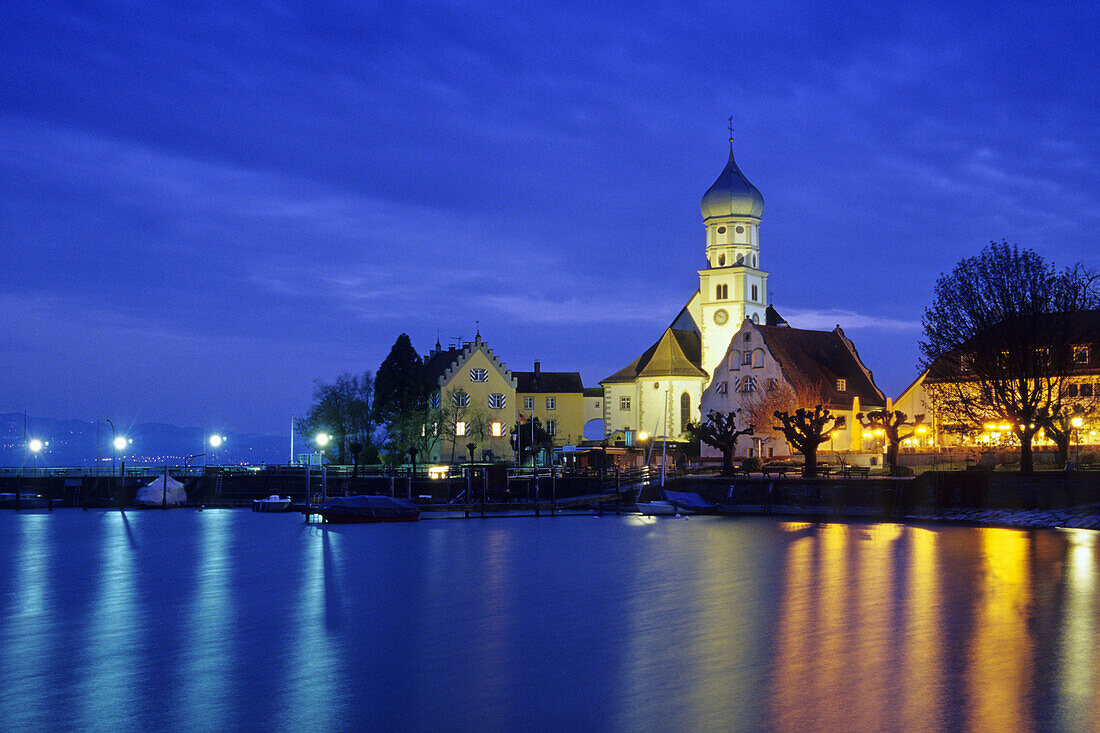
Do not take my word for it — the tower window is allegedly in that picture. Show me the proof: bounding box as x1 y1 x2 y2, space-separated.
752 254 757 267
736 225 744 233
716 284 728 300
751 284 758 301
717 226 726 234
718 254 726 266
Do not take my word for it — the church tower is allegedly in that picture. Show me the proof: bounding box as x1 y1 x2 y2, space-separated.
697 130 768 376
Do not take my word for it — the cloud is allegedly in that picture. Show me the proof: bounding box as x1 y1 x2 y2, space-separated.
782 308 922 332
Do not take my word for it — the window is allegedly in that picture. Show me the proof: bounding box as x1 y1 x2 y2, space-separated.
1081 383 1094 397
718 253 726 266
545 419 557 436
546 397 556 410
454 421 468 436
752 349 764 368
489 421 504 437
1075 346 1089 364
681 392 691 434
736 225 744 233
716 284 728 300
739 376 758 393
523 396 534 410
488 393 506 409
743 332 751 342
729 351 740 370
469 368 488 382
716 381 728 394
717 226 726 234
620 396 631 411
1066 383 1079 397
742 351 753 366
836 378 847 391
834 416 847 428
751 284 758 301
751 312 759 323
766 378 779 390
451 391 470 407
752 255 757 267
428 393 440 408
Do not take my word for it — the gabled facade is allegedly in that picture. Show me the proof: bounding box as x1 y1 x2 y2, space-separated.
424 334 517 463
700 319 887 458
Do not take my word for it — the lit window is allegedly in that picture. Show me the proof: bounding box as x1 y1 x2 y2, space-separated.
523 396 534 410
452 391 470 408
455 421 468 436
546 419 556 436
836 379 847 392
1075 346 1089 364
490 421 504 437
716 382 728 395
546 397 556 410
620 396 631 411
488 393 506 409
469 368 488 382
428 393 440 409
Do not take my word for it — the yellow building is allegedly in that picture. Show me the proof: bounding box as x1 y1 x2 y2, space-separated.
424 334 517 463
513 362 586 447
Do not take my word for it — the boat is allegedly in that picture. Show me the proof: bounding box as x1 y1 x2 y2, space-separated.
663 490 717 514
637 500 680 516
0 492 50 509
315 495 420 523
252 494 292 512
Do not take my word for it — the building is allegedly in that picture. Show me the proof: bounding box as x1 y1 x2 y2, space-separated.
700 319 887 459
424 334 517 463
513 362 586 447
600 134 772 441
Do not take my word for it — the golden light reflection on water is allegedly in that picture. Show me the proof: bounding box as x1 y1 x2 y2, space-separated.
767 523 1100 732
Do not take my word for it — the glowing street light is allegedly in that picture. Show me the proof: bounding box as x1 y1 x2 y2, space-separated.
1071 416 1084 465
208 434 226 466
113 435 129 451
28 438 44 453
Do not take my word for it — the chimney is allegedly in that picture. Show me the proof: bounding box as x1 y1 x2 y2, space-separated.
534 360 541 377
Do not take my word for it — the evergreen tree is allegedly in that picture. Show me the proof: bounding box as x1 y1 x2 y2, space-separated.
373 333 430 453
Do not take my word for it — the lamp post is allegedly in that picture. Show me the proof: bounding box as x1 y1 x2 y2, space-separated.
208 434 225 466
316 433 331 503
28 438 45 474
112 433 131 510
1071 416 1084 466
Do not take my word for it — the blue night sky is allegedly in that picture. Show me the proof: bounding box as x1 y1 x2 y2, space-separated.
2 1 1097 435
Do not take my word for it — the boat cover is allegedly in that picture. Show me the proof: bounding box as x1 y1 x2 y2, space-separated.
662 491 715 513
134 474 187 506
321 495 419 519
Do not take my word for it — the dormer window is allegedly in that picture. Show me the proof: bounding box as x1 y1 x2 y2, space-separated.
470 368 488 382
1074 346 1089 364
836 379 847 392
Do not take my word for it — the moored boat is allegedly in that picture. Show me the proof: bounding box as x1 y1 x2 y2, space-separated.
316 495 419 523
252 494 292 512
637 500 680 516
0 492 50 509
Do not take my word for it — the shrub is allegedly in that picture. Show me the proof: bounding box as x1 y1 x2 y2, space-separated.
741 457 763 473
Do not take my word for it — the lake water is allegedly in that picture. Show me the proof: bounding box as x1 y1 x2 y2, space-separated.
0 509 1098 732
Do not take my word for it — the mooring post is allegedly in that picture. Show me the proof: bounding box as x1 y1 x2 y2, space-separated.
465 467 472 519
481 468 487 518
551 465 557 516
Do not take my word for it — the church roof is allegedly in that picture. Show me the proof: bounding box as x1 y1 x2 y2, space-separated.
700 144 764 221
757 325 886 409
602 328 708 384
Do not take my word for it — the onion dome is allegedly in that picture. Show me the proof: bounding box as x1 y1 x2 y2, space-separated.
700 142 764 221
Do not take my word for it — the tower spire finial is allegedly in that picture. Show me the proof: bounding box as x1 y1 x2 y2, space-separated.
728 116 734 150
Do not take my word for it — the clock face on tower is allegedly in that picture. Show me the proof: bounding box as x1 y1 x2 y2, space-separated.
713 308 729 325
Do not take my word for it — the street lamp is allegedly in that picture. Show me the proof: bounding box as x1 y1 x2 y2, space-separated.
315 432 330 462
27 438 46 475
209 434 225 466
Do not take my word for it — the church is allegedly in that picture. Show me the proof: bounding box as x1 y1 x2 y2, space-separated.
601 132 886 453
600 132 774 442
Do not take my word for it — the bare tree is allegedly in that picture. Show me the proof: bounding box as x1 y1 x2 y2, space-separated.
921 242 1098 474
697 409 754 476
773 405 838 477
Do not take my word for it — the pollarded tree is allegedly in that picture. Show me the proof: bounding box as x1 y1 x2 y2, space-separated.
773 405 837 478
697 409 754 476
921 242 1098 474
511 416 552 466
857 410 925 475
